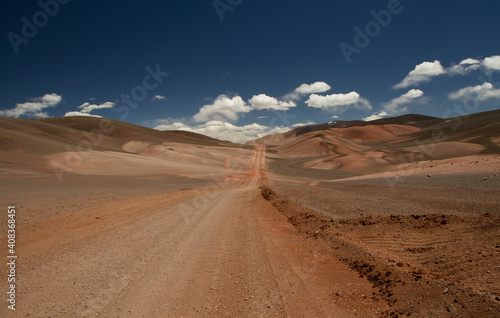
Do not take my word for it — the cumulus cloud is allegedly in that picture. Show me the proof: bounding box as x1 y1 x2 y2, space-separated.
152 95 167 102
363 111 389 122
64 101 115 117
383 89 425 115
193 95 252 123
448 63 481 75
283 81 332 101
149 117 187 126
154 120 290 143
295 82 332 94
63 111 103 118
249 94 296 111
0 93 62 118
78 101 114 113
394 60 446 89
448 82 500 101
395 56 500 88
483 55 500 71
460 58 481 65
292 121 316 127
305 91 361 109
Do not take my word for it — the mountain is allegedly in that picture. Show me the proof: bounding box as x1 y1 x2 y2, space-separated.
1 109 499 177
0 116 249 177
256 109 500 174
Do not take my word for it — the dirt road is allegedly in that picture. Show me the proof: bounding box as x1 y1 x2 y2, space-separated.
0 146 384 317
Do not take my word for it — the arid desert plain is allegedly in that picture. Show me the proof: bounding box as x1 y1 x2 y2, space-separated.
0 109 499 317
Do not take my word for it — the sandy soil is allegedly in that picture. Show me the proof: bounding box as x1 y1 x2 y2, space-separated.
262 154 500 317
0 146 386 317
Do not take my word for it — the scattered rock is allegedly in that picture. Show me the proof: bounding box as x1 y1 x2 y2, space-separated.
481 177 488 181
447 304 457 313
426 175 432 178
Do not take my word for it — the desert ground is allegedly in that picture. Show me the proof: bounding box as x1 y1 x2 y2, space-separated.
0 110 499 317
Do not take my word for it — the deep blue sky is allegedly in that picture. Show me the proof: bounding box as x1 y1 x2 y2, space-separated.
1 0 500 142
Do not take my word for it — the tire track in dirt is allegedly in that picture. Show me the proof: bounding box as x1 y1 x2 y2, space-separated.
0 146 385 317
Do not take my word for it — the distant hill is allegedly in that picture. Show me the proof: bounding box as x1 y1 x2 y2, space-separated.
253 109 500 173
37 116 233 147
248 114 441 146
0 109 498 176
0 116 242 176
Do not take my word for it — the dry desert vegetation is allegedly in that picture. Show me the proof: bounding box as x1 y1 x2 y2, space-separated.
0 109 499 317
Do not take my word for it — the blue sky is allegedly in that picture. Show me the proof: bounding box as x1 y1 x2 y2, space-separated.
1 0 500 142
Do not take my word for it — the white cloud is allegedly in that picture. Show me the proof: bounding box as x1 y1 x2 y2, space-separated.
295 82 331 94
395 56 500 88
363 111 389 121
483 55 500 71
154 120 290 143
305 91 361 109
283 81 331 101
193 95 252 123
292 121 316 127
383 89 424 115
331 115 339 119
394 60 445 89
460 58 481 65
78 101 114 113
249 94 296 111
448 82 500 101
149 117 187 126
0 93 62 118
355 98 373 111
152 95 167 102
64 111 102 118
448 63 481 75
64 101 115 117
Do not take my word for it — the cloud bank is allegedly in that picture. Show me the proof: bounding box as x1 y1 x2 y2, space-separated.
154 120 290 143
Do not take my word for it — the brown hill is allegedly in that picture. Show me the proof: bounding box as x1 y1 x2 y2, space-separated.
262 109 500 174
0 116 249 177
1 109 499 177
